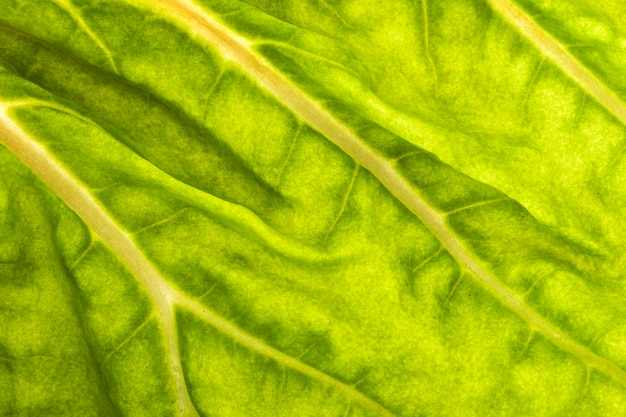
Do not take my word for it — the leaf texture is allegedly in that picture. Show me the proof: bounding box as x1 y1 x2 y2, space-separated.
1 0 626 416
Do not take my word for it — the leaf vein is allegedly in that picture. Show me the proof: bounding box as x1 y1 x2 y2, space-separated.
323 163 359 243
53 0 119 74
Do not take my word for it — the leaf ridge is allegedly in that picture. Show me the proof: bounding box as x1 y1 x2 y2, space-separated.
146 0 626 388
488 0 626 125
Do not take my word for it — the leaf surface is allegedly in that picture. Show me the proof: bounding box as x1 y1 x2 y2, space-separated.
1 0 626 416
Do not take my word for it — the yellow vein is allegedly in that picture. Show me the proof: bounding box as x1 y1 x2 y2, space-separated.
0 109 198 417
148 0 626 387
3 99 332 265
487 0 626 125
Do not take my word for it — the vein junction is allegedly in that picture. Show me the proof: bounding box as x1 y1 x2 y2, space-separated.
147 0 626 388
0 106 396 417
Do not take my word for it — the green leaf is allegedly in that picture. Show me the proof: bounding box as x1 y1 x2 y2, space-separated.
1 0 626 415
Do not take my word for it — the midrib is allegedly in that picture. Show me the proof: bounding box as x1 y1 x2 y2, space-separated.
488 0 626 125
150 0 626 386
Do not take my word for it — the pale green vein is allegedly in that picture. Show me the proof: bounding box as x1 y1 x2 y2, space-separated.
323 163 359 243
296 338 324 360
5 99 101 129
488 0 626 125
412 245 443 273
443 272 464 308
393 151 424 162
521 269 557 298
133 208 191 235
343 401 353 417
313 0 353 28
197 282 219 301
568 369 591 417
200 64 225 124
145 0 626 387
254 40 361 79
443 197 509 215
100 314 154 368
69 239 95 270
589 322 621 351
421 0 438 85
53 0 119 74
493 330 535 400
276 122 301 186
521 57 544 114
